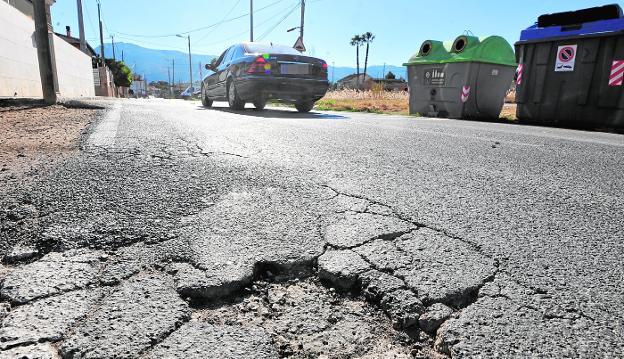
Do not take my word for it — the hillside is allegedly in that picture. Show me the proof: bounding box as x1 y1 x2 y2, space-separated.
98 42 216 83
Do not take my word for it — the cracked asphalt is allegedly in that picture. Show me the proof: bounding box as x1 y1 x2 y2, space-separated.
1 98 623 358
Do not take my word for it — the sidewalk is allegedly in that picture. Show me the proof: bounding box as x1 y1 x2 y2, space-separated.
0 100 100 182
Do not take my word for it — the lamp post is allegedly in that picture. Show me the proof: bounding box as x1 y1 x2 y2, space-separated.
177 34 192 92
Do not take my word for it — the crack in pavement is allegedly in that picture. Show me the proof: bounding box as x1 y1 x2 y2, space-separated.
0 182 503 358
3 110 600 358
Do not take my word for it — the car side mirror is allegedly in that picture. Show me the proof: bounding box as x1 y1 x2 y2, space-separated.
205 63 212 71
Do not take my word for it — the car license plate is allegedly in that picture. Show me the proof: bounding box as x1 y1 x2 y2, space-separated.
280 63 309 75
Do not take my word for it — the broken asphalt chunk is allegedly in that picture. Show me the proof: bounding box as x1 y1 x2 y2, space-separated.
394 228 497 307
145 322 278 359
359 270 406 301
418 303 454 333
380 289 424 329
0 249 103 304
0 289 104 350
318 249 371 290
59 274 190 359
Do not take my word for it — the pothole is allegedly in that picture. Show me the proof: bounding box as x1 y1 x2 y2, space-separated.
190 277 442 358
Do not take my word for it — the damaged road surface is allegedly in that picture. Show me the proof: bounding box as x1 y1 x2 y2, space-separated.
0 99 623 358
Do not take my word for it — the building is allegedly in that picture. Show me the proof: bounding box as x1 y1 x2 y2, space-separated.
372 78 408 92
2 0 33 18
0 0 95 98
336 73 374 90
54 26 97 57
336 73 407 91
130 79 147 98
53 25 114 97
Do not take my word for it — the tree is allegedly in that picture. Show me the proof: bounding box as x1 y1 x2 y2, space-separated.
105 59 133 87
385 71 396 80
361 32 375 82
350 35 363 87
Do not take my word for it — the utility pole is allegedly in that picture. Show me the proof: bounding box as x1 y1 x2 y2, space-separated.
199 62 203 81
33 0 57 104
122 50 124 62
97 0 105 61
187 36 192 90
300 0 305 42
111 35 116 60
172 58 175 97
167 66 172 98
76 0 87 53
250 0 254 42
176 35 193 91
382 62 386 78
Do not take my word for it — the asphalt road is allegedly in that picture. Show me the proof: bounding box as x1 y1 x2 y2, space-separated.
1 98 623 358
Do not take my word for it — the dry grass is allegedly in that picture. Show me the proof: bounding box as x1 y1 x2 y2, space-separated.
317 88 518 120
500 103 517 120
317 89 409 115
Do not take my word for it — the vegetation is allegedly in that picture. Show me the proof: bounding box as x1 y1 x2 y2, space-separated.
350 35 363 85
349 32 375 88
105 59 133 87
361 32 375 80
316 89 409 115
385 71 396 80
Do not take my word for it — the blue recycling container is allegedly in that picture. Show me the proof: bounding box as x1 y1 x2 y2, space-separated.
515 4 624 131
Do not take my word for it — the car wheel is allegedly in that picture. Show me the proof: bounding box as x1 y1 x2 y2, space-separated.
227 80 245 110
295 101 314 113
201 86 213 108
253 97 266 111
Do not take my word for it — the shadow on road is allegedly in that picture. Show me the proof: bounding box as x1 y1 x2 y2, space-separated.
196 105 348 120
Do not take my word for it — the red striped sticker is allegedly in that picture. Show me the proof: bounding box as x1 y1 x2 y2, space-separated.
609 60 624 87
516 64 524 86
461 86 471 103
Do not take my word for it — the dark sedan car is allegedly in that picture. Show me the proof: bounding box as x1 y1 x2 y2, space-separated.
201 42 330 112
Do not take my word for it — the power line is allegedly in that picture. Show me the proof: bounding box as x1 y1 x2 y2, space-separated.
193 4 296 50
194 0 243 45
82 0 97 39
110 0 285 39
257 2 300 41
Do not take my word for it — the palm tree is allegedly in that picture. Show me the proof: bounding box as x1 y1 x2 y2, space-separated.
350 35 363 87
362 32 375 83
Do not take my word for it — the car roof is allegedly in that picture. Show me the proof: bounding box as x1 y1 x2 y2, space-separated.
240 42 301 56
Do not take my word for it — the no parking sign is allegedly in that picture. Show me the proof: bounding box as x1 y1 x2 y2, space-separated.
555 45 577 72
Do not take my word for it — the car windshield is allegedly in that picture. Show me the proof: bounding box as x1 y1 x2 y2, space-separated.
244 43 301 55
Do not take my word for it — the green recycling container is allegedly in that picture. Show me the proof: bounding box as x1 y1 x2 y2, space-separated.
404 35 517 119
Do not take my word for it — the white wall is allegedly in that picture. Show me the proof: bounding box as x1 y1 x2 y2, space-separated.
53 32 95 97
0 1 95 98
0 0 42 97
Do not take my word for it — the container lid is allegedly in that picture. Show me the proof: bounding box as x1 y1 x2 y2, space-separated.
404 35 516 67
519 4 624 42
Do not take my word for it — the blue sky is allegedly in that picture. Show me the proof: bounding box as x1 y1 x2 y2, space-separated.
51 0 618 67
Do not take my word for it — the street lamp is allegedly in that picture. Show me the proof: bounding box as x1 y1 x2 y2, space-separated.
176 34 193 92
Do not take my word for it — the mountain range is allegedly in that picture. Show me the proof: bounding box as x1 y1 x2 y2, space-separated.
99 42 407 84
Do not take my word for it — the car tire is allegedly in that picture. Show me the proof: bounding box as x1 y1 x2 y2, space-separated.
201 86 213 108
295 101 314 113
227 79 245 110
253 97 266 111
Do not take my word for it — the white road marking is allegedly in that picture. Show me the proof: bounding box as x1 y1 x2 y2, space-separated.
87 102 121 150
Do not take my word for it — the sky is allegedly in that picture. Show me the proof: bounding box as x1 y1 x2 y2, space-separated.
51 0 618 67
